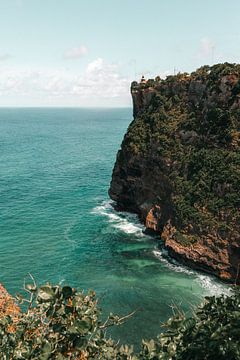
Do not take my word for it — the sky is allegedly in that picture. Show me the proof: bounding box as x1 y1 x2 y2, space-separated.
0 0 240 107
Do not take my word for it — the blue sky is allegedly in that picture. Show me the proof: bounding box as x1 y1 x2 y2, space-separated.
0 0 240 106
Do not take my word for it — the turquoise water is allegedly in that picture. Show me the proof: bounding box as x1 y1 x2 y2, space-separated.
0 108 228 346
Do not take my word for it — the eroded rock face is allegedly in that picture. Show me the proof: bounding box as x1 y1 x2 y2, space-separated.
161 221 237 281
109 63 240 282
145 205 162 231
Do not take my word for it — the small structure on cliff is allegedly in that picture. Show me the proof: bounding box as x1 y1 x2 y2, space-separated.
140 75 147 84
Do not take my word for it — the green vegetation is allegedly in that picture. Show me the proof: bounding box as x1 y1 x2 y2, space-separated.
127 63 240 244
0 281 134 360
0 281 239 359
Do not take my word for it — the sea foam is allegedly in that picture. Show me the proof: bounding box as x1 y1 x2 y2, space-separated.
153 248 231 297
92 200 145 237
93 200 231 297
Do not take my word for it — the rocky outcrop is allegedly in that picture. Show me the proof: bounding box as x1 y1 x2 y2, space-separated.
0 284 19 322
109 63 240 282
161 222 238 281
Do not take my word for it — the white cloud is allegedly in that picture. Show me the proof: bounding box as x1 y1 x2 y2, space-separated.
63 45 88 59
0 58 131 106
71 58 129 98
0 54 12 61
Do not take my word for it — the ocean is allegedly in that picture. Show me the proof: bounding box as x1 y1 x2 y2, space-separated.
0 108 229 346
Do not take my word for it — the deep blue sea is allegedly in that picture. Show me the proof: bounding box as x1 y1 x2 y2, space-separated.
0 108 229 346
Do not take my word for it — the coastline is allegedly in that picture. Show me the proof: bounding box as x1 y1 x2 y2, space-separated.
109 64 240 284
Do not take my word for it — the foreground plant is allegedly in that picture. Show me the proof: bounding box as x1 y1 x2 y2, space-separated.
0 278 136 359
140 288 240 360
0 278 239 359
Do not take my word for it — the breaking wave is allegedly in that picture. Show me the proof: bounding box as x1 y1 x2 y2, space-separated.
92 200 231 297
92 200 145 237
152 248 194 276
153 248 231 297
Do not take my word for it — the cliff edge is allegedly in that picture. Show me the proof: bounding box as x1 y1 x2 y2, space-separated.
109 63 240 282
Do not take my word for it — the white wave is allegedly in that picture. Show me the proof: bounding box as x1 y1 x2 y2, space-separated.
108 213 122 222
114 220 143 235
91 200 112 216
153 249 194 275
153 248 231 296
93 201 231 297
91 200 146 237
195 274 231 297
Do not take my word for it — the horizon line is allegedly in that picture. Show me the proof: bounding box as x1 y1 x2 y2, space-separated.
0 106 132 109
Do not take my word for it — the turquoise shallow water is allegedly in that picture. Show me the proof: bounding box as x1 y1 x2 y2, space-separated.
0 108 229 346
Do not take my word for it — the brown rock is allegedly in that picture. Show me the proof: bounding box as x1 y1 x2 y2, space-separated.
145 205 162 231
0 284 20 324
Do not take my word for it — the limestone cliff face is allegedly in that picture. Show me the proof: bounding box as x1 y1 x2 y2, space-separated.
109 63 240 282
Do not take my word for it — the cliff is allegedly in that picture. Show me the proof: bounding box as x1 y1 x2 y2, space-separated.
109 63 240 282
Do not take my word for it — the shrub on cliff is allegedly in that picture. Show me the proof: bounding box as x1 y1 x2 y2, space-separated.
140 288 240 360
0 281 240 359
0 280 135 359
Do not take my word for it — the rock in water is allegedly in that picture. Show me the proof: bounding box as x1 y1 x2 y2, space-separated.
109 63 240 282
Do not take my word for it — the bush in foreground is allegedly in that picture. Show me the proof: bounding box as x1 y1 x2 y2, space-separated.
0 280 239 359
